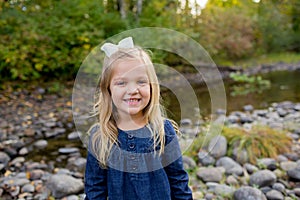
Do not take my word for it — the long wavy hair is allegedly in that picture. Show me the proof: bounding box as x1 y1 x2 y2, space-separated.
90 47 168 167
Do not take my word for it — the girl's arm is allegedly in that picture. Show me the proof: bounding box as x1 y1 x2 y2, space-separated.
163 120 193 200
84 151 108 200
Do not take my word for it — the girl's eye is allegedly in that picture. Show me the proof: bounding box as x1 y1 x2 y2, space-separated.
137 80 148 85
116 81 126 86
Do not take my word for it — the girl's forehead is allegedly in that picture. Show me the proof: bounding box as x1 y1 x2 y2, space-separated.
112 58 148 75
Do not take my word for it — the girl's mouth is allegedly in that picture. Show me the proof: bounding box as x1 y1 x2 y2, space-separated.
124 98 141 105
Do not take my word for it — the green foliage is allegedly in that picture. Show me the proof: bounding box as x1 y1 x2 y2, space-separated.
1 0 300 81
229 72 271 96
222 125 292 164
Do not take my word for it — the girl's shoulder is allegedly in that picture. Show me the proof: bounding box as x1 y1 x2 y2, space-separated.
87 123 100 136
163 118 180 136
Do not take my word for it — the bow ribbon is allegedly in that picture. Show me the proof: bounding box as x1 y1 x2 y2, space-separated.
100 37 134 57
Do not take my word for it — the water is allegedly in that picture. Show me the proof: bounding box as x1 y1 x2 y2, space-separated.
26 69 300 165
162 70 300 121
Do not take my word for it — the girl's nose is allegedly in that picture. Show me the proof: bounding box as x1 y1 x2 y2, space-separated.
128 84 139 94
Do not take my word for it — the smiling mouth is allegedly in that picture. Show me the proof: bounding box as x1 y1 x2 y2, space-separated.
124 98 141 105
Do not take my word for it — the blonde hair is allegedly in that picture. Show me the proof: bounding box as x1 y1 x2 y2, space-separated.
90 46 168 167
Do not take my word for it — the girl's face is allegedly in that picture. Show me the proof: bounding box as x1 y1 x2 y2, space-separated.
109 58 151 121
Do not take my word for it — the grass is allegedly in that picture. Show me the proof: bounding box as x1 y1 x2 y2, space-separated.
215 52 300 69
222 125 292 164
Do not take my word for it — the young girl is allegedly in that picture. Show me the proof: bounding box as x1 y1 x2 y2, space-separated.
84 37 193 200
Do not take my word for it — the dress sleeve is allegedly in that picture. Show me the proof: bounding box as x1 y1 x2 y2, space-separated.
84 126 108 200
162 120 193 200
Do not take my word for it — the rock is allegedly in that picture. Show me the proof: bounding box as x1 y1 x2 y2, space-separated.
197 151 215 166
208 135 227 159
214 184 235 197
280 161 297 171
21 183 35 193
265 189 284 200
46 174 84 198
0 151 10 166
58 147 80 154
67 131 82 140
196 167 223 183
287 166 300 181
249 170 277 187
34 140 48 149
226 175 239 186
29 169 45 180
243 105 254 112
257 158 277 170
272 183 285 193
216 157 243 176
233 186 267 200
244 163 258 174
182 156 196 169
18 147 29 155
232 146 249 164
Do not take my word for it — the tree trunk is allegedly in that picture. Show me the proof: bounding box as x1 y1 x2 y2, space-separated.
117 0 126 19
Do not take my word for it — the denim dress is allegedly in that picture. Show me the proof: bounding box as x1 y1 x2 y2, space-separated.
84 120 193 200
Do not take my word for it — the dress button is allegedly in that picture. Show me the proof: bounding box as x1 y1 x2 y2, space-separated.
128 134 133 139
129 143 135 149
130 155 135 160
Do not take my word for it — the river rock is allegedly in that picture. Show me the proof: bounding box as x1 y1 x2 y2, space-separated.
208 135 227 159
233 186 267 200
46 174 84 198
34 140 48 149
257 158 277 170
287 166 300 181
196 167 223 183
0 151 10 166
182 155 196 169
216 157 243 176
58 147 80 154
280 161 297 171
249 170 277 187
266 189 284 200
197 151 215 166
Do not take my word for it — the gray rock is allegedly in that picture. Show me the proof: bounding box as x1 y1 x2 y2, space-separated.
46 174 84 198
243 105 254 112
257 158 277 170
287 166 300 181
208 135 227 159
233 186 267 200
272 183 285 193
34 140 48 149
265 190 284 200
0 151 10 166
182 156 196 169
58 147 80 154
280 161 297 171
249 170 277 187
67 131 82 140
214 184 235 197
244 163 258 174
21 183 35 193
196 167 223 183
216 157 243 176
233 146 249 164
197 151 215 166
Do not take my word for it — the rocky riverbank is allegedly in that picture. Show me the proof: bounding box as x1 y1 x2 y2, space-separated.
0 63 300 199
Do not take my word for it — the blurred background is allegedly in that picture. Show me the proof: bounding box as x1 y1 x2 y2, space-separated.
1 0 299 82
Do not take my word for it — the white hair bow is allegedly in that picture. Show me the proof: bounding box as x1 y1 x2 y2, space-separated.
100 37 134 57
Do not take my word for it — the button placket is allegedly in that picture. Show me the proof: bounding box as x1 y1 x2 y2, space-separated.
126 133 139 172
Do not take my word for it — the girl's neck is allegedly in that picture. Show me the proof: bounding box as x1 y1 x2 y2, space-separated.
117 115 148 131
